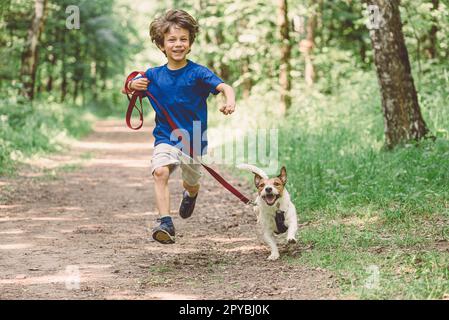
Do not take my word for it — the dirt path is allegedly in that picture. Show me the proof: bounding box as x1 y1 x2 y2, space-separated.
0 120 339 299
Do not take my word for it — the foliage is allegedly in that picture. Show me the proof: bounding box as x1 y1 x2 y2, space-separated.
0 0 141 104
0 97 92 175
0 0 140 173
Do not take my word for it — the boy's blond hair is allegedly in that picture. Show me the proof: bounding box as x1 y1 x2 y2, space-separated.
150 9 199 50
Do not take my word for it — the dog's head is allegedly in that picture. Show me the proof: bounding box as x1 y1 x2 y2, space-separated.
254 166 287 206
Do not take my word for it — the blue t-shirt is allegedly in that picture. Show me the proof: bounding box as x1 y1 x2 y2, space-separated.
143 60 223 156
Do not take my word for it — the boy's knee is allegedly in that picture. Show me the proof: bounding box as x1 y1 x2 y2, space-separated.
153 166 170 181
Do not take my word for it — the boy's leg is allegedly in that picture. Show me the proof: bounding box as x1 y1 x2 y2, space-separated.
153 166 171 216
150 144 181 244
151 165 176 244
179 163 202 219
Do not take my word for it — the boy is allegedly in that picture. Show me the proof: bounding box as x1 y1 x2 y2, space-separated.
128 9 236 244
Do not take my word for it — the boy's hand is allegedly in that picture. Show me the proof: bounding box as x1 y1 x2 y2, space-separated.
219 101 235 115
130 78 150 91
216 83 236 116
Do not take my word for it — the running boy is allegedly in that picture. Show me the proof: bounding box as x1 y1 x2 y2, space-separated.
128 9 236 244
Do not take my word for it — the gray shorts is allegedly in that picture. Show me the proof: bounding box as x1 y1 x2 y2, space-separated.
150 143 203 186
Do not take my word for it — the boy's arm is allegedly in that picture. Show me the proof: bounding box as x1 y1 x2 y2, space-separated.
216 83 236 115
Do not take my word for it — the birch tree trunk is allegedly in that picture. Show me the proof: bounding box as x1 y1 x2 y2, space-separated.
367 0 429 149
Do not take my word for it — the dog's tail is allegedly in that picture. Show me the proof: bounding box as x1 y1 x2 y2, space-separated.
236 163 269 179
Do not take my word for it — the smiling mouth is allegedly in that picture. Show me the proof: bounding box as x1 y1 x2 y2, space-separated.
262 194 279 206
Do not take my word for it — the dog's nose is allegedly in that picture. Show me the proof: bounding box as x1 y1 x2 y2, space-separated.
265 187 272 193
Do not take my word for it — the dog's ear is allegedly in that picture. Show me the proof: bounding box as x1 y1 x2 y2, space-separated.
278 166 287 185
254 173 263 188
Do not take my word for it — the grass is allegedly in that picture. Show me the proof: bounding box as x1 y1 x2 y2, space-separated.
219 63 449 299
0 97 93 175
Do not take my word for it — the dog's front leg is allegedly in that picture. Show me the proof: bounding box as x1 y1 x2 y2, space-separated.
286 207 298 244
263 230 279 260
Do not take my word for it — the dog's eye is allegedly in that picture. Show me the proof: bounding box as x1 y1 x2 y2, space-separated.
274 182 281 186
259 183 265 188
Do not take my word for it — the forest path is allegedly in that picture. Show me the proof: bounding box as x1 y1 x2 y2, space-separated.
0 120 339 299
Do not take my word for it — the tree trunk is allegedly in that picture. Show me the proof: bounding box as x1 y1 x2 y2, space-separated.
367 0 429 149
242 57 252 99
300 3 317 86
425 0 439 59
102 60 108 91
359 34 367 63
216 25 230 82
46 30 59 92
277 0 292 115
60 33 67 102
46 51 56 92
91 42 98 101
73 39 83 104
61 69 67 102
73 80 79 103
19 0 48 100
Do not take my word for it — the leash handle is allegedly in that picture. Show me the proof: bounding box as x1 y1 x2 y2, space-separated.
123 71 146 130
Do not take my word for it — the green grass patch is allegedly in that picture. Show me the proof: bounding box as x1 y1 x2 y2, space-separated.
0 98 93 175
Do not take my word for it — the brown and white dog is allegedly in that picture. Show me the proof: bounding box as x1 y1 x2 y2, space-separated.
237 164 298 260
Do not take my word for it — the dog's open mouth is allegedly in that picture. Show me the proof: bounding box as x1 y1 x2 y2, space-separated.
262 194 279 206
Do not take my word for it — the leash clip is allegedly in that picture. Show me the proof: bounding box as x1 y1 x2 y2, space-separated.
246 199 257 207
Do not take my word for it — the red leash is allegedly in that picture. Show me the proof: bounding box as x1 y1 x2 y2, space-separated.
123 71 254 206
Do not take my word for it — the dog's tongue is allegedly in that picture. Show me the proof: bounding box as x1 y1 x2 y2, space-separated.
265 194 276 205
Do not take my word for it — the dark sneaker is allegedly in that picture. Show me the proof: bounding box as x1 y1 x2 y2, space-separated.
179 190 198 219
152 217 175 244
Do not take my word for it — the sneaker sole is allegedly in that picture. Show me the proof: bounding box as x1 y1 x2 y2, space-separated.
152 229 175 244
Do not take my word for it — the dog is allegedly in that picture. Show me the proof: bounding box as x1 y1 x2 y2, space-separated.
237 164 298 260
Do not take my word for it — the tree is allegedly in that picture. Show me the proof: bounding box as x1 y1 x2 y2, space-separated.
277 0 291 115
366 0 429 149
19 0 48 100
426 0 439 59
299 0 319 86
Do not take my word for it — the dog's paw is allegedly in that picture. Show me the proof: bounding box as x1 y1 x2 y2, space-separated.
267 252 280 261
287 237 297 245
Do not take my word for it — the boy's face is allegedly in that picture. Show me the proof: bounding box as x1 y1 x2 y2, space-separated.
161 26 191 63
